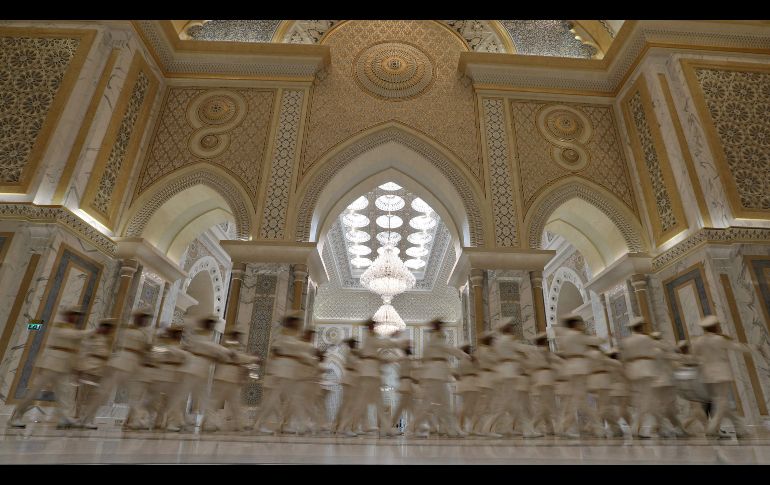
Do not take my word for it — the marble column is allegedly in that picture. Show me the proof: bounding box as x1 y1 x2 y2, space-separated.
108 259 138 350
291 264 308 311
630 273 654 333
600 293 615 346
470 269 485 344
223 262 246 335
530 271 547 334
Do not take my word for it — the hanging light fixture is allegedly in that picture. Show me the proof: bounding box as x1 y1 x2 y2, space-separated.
360 245 415 299
372 302 406 336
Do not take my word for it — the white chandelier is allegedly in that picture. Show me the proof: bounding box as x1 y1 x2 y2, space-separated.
372 303 405 336
360 245 416 299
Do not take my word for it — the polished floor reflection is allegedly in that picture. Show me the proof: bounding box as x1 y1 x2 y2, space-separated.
2 423 770 464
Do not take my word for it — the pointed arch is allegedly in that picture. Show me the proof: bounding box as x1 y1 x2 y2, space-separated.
545 266 588 327
525 178 647 253
121 164 254 241
291 123 489 247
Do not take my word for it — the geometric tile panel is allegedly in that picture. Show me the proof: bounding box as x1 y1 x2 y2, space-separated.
0 35 80 186
482 98 518 246
694 67 770 212
259 89 304 239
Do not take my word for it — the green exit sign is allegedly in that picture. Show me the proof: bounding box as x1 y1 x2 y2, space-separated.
27 320 44 330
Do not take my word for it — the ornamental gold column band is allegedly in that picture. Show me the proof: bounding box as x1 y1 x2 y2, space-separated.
292 264 308 312
224 262 246 335
630 273 654 334
108 259 139 350
469 269 485 345
529 271 547 334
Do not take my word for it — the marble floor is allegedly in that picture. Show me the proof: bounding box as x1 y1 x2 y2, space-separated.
2 424 770 464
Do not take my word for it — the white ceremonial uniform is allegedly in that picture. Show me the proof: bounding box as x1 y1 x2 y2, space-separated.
412 333 466 437
607 358 632 432
621 332 662 437
527 346 557 435
555 326 603 436
209 346 258 431
676 352 709 434
252 331 315 432
586 348 619 437
11 323 95 426
487 335 537 436
652 339 686 435
453 354 480 433
73 332 111 422
335 349 362 434
166 331 231 429
692 333 751 436
391 356 418 433
81 326 152 428
471 344 500 435
147 343 189 430
340 334 401 434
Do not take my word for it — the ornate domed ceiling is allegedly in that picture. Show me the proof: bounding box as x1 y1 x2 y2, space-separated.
176 20 623 59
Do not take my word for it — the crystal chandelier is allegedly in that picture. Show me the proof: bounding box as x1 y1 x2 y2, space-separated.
360 245 416 300
372 302 406 336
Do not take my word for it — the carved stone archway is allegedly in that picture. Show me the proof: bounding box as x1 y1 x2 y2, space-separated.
293 125 487 247
526 181 645 252
124 169 252 240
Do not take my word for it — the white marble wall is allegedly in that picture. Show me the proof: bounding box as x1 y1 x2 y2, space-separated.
0 221 119 411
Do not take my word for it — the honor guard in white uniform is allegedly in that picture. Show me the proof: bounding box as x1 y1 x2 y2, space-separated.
252 312 314 434
390 345 419 435
207 327 259 432
555 313 604 438
676 340 709 435
471 332 501 437
335 338 362 436
73 318 116 429
650 332 687 437
168 315 232 431
80 309 153 430
606 348 633 436
453 345 480 434
412 320 467 438
692 316 766 438
314 348 335 434
9 308 94 429
146 325 189 431
586 342 619 438
289 328 322 434
339 319 403 436
552 353 572 432
528 332 558 436
620 317 661 438
489 322 541 438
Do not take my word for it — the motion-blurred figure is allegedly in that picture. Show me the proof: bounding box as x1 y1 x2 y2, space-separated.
412 319 466 438
606 347 632 437
453 344 479 434
73 318 116 429
692 316 761 438
650 331 687 437
528 332 557 436
168 315 231 431
555 314 603 438
586 341 619 438
146 325 188 431
338 319 402 436
9 308 94 429
391 344 419 435
675 340 709 435
472 332 500 437
207 327 259 432
621 317 661 439
335 338 361 436
80 308 153 430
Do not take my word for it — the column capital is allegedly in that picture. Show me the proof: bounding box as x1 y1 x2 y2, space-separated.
529 270 544 288
630 273 649 290
230 262 247 279
469 268 484 287
120 258 139 277
293 263 309 281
